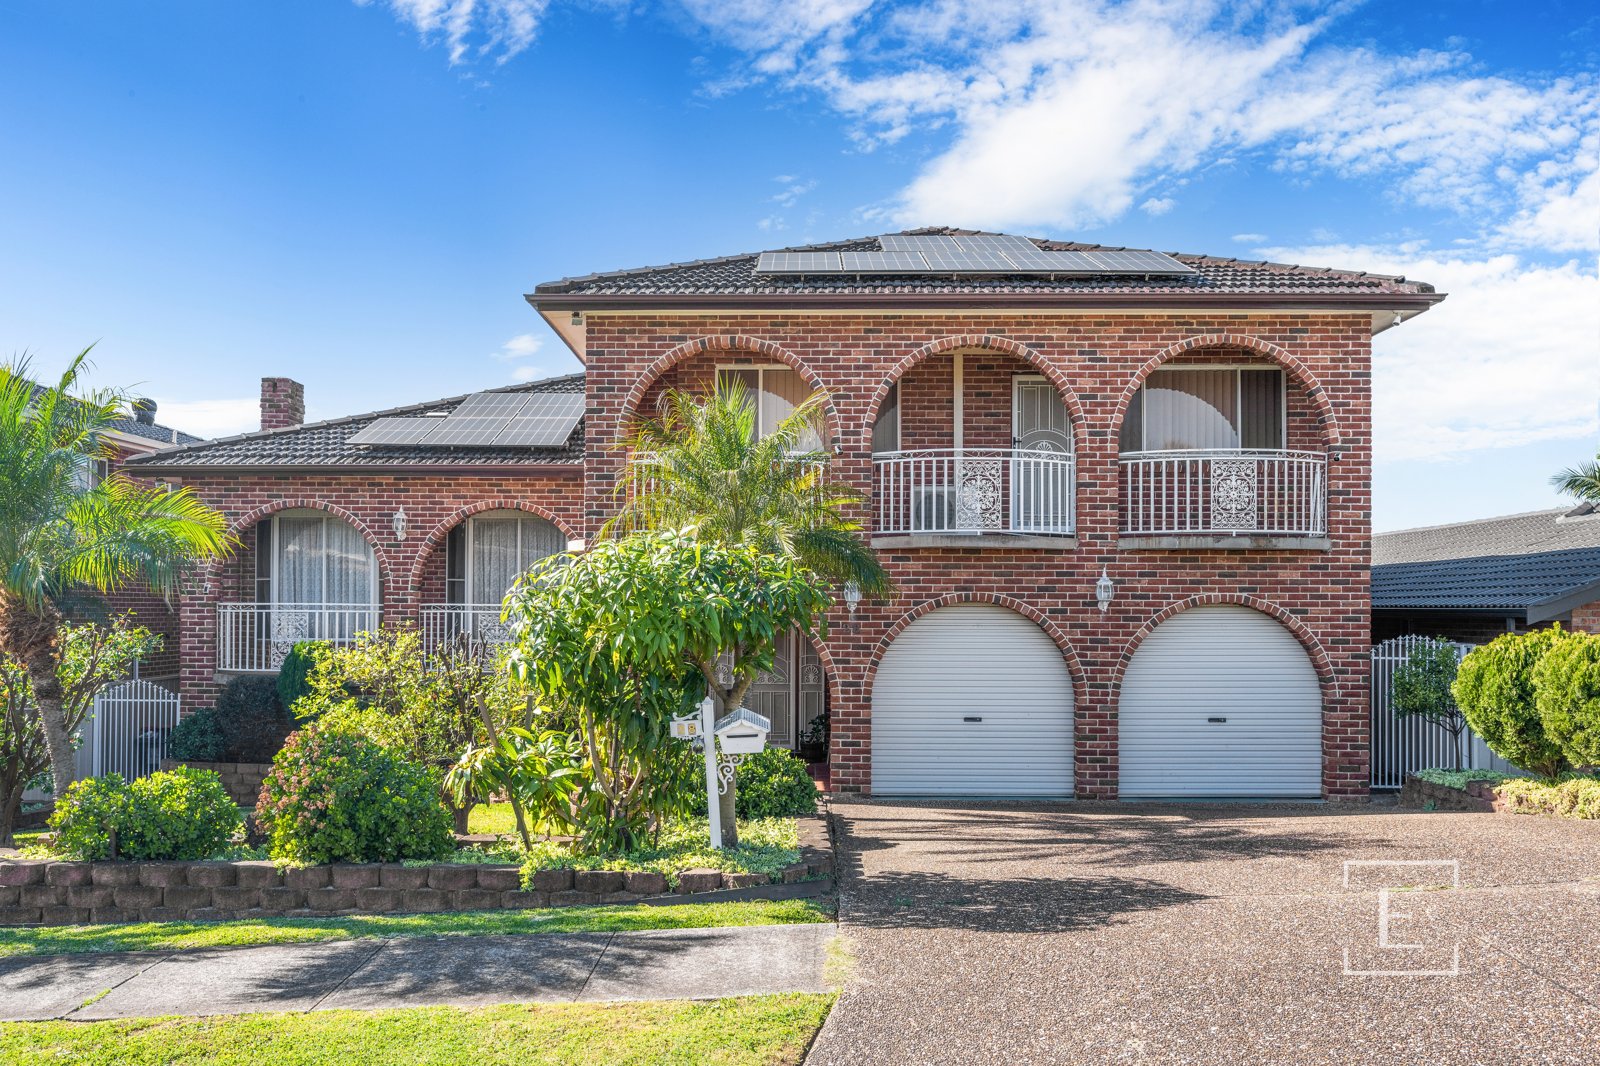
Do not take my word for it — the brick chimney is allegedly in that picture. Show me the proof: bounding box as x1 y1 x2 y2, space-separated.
260 377 305 432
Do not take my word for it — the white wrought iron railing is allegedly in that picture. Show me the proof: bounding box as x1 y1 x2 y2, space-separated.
1370 635 1515 789
216 603 380 673
873 448 1076 536
1119 449 1327 536
419 604 517 660
81 677 180 782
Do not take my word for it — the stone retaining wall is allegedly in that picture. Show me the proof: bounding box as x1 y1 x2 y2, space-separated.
160 759 272 808
1399 775 1502 813
0 814 833 927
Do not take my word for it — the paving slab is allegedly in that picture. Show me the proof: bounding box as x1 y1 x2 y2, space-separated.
0 952 166 1021
581 923 835 1001
319 933 611 1010
75 940 385 1019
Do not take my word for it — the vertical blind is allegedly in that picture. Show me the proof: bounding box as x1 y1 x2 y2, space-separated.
717 367 825 450
1120 367 1283 451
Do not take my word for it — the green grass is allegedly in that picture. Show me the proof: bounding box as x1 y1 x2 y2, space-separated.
1414 768 1513 790
521 817 801 888
0 898 833 958
0 994 836 1065
466 803 522 839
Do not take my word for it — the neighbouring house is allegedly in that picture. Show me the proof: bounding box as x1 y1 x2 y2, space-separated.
124 228 1442 800
1373 505 1600 645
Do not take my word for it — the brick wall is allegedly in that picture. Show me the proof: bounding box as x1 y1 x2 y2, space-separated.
1567 600 1600 634
259 378 305 431
584 313 1374 800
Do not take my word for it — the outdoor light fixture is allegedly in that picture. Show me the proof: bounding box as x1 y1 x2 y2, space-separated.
570 311 584 326
843 580 862 617
1095 568 1115 614
392 508 408 542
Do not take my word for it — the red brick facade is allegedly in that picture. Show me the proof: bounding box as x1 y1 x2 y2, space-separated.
586 313 1373 800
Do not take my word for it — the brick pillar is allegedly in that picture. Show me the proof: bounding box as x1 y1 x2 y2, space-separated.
1569 600 1600 634
260 378 305 431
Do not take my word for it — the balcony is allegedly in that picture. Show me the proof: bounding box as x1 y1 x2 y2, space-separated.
216 603 380 673
873 448 1076 540
420 604 517 660
1118 449 1327 543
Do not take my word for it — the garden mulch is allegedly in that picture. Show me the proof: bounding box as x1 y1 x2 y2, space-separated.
0 921 837 1021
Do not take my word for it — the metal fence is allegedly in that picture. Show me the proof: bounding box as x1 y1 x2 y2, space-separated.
419 604 515 661
83 678 181 783
1369 634 1515 789
1119 449 1327 536
873 447 1076 535
217 602 380 672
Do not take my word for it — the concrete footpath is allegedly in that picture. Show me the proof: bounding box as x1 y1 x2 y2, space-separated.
0 922 837 1021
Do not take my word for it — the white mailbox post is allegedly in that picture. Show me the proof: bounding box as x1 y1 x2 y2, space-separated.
671 697 771 849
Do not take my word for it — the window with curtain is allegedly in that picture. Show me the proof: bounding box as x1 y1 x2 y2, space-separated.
716 367 825 450
872 382 900 454
1119 367 1283 452
449 514 566 605
268 512 377 605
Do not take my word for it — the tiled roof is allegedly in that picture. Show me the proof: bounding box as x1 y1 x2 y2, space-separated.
123 374 585 471
532 228 1439 301
1373 506 1600 616
110 417 203 447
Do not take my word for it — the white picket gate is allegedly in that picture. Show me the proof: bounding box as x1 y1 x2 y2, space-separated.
1370 635 1515 789
84 678 181 782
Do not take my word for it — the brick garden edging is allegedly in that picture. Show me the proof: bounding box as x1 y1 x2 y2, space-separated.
0 813 833 927
160 759 272 808
1399 774 1503 813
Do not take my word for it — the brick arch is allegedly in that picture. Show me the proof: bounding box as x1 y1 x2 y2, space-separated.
201 498 394 593
862 592 1089 712
860 335 1088 455
618 334 841 440
405 500 579 595
1111 333 1343 448
1111 594 1339 705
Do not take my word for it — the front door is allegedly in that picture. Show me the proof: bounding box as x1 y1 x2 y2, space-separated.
1012 377 1074 533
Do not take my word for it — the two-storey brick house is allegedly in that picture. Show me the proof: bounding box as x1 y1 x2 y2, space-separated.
125 229 1441 800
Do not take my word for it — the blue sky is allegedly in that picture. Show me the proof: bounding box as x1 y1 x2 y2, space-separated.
1 0 1595 531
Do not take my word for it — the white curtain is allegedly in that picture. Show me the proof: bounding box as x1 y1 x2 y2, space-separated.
276 517 323 604
274 515 374 604
471 515 565 604
324 520 375 604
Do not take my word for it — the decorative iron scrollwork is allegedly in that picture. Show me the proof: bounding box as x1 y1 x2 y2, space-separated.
1211 459 1260 530
954 457 1003 529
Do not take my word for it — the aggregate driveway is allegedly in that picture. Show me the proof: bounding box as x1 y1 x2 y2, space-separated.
807 800 1600 1066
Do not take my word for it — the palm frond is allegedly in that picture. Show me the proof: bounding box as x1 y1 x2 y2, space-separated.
1551 458 1600 504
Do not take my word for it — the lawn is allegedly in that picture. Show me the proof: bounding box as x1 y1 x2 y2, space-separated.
467 802 522 838
0 897 832 957
0 994 836 1065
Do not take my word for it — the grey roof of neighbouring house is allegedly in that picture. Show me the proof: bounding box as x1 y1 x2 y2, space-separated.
1372 506 1600 619
110 416 203 447
121 373 586 472
530 228 1442 303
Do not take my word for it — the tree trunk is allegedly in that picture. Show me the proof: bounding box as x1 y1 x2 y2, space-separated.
0 597 74 796
0 780 23 848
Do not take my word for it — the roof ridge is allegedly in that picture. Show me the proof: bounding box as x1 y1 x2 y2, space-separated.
123 371 586 463
1375 507 1569 538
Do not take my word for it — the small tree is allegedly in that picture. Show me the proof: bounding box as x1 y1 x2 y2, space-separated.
1452 627 1570 779
1392 639 1468 769
1531 630 1600 770
505 530 831 849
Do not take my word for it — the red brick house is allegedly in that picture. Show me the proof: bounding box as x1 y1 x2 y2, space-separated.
124 229 1442 801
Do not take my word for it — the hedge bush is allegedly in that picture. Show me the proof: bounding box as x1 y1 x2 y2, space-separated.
693 749 817 820
165 708 228 762
275 641 324 715
214 675 295 762
50 768 242 861
255 728 454 865
1531 631 1600 768
1496 775 1600 819
1452 627 1570 779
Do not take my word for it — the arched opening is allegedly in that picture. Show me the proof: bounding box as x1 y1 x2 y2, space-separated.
732 630 831 756
418 509 567 655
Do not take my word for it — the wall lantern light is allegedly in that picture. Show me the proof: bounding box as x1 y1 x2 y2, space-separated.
1095 568 1115 614
392 508 408 542
843 580 862 618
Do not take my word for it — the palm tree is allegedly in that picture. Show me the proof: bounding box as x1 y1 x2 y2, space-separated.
0 351 234 794
606 377 891 596
1552 456 1600 506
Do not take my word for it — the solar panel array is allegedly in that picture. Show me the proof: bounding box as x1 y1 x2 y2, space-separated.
754 235 1195 276
347 392 584 448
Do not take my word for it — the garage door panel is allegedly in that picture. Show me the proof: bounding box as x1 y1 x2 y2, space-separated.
872 605 1074 796
1119 606 1322 798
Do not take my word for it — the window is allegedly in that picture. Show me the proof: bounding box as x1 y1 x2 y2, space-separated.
1119 367 1284 452
446 514 565 606
872 383 900 454
261 511 377 606
716 366 825 450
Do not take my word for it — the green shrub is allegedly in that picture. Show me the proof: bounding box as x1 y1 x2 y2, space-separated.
275 641 324 715
165 708 228 762
1451 627 1570 778
692 749 817 819
1414 768 1511 790
1531 631 1600 768
255 727 454 865
214 675 294 762
1495 775 1600 819
50 769 241 861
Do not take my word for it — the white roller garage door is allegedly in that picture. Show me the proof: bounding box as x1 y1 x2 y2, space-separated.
1119 605 1322 798
872 605 1074 796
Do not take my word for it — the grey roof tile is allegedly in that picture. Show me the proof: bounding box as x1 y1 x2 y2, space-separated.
1373 506 1600 565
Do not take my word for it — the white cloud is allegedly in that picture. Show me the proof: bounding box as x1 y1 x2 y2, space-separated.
491 333 543 361
357 0 550 65
1140 197 1176 216
510 365 546 382
1263 242 1600 463
152 398 260 440
1231 233 1268 243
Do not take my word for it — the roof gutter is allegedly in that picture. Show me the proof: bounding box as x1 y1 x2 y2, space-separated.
527 291 1444 314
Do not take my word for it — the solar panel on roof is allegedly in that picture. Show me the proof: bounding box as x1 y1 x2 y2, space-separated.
347 417 445 446
492 393 585 446
878 235 964 253
840 250 928 271
452 392 531 418
1083 249 1195 275
751 235 1197 276
754 251 844 273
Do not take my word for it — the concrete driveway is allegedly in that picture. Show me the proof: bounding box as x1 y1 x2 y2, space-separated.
807 800 1600 1066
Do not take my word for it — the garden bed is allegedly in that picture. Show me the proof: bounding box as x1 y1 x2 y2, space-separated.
0 812 833 927
160 759 273 808
1400 771 1509 813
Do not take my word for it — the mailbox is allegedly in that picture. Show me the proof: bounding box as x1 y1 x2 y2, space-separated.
713 707 771 755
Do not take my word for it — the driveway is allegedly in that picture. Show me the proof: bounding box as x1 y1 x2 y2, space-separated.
807 800 1600 1066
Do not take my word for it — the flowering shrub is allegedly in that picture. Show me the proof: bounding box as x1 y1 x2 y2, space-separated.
255 728 454 865
50 768 241 861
